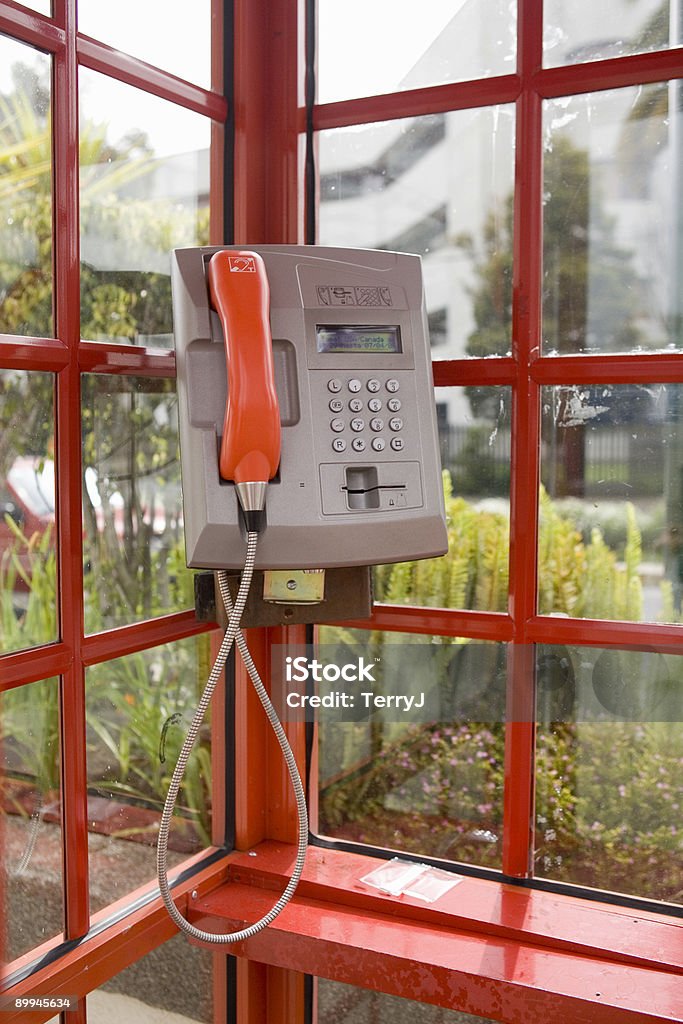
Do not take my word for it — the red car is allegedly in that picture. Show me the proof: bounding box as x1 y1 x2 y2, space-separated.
0 457 55 605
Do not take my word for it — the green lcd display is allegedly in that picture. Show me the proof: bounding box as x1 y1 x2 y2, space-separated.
316 325 402 354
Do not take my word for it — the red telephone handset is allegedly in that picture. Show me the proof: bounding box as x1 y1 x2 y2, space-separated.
207 250 281 488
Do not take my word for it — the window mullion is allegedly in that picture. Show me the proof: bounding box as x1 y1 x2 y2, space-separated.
502 0 544 879
53 0 90 942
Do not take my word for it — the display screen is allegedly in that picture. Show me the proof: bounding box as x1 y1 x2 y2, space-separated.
316 325 402 354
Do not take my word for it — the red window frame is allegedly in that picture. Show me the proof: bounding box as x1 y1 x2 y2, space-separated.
309 0 683 880
2 0 682 1022
0 0 230 1020
205 1 683 1020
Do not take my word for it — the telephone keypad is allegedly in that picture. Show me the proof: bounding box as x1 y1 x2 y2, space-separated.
324 376 410 458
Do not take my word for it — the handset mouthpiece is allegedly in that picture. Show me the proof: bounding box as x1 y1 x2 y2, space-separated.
235 480 268 533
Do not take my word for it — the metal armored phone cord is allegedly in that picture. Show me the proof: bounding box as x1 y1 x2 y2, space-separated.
156 530 309 943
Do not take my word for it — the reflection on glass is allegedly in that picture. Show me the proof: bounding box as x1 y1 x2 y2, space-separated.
540 382 683 623
1 678 63 961
318 105 515 359
543 85 678 354
0 371 56 655
372 386 510 612
317 0 515 103
90 932 212 1022
15 1 50 13
535 644 682 904
315 629 505 870
0 41 52 337
79 69 210 346
81 374 192 633
78 0 211 88
318 977 497 1024
544 0 673 67
86 636 211 915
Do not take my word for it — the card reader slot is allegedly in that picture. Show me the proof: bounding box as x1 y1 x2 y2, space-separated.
342 466 408 510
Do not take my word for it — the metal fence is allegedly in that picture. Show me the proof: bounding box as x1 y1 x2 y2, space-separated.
440 424 667 498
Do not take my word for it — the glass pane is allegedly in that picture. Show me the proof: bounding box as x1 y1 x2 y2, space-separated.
79 70 210 347
318 977 497 1023
78 1 211 89
89 932 212 1022
543 85 679 354
544 0 673 67
317 0 515 103
86 636 212 915
1 678 63 961
81 374 193 632
0 41 52 337
315 630 505 870
373 386 510 611
535 644 683 905
0 370 56 655
319 106 515 359
540 382 683 624
17 1 51 13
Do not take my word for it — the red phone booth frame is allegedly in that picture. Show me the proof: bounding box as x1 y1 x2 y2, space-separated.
0 0 682 1021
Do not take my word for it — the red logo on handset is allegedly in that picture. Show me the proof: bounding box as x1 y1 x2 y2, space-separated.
228 255 257 273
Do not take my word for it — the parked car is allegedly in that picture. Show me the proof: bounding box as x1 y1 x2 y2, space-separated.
0 457 55 610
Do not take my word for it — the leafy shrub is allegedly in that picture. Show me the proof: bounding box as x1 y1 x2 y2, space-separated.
318 476 682 904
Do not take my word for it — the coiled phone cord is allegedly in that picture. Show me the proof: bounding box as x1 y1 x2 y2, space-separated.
156 530 309 943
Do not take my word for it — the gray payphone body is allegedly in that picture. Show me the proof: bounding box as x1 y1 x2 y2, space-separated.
172 244 447 570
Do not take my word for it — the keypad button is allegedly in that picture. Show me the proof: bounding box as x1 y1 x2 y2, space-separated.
329 398 343 413
386 378 400 393
387 397 401 412
330 418 345 433
370 417 384 432
389 417 403 432
367 378 381 393
350 418 365 432
390 437 404 452
332 438 347 453
352 437 366 452
328 378 342 393
371 437 386 452
349 398 363 413
368 397 382 413
348 378 362 393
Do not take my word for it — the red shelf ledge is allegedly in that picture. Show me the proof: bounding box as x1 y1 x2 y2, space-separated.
188 843 683 1024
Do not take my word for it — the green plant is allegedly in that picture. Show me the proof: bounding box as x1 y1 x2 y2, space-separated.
0 520 211 845
87 638 212 846
318 476 682 904
0 516 56 649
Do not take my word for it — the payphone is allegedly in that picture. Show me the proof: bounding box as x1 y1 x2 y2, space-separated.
158 245 447 944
